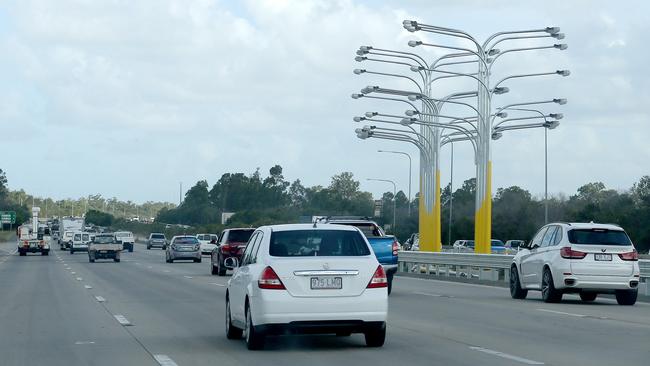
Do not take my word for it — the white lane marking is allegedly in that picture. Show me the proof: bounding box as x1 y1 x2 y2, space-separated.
84 285 92 289
95 296 106 302
413 291 442 297
147 266 153 269
75 341 95 345
154 354 179 366
536 309 586 318
76 277 83 281
114 315 132 326
209 283 226 287
183 276 193 279
469 346 544 365
163 270 170 273
70 272 76 274
135 262 141 265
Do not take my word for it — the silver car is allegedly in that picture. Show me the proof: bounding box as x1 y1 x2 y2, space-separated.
165 236 202 263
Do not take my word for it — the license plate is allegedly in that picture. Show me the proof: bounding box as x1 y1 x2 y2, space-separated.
310 277 342 290
99 251 107 254
594 253 612 261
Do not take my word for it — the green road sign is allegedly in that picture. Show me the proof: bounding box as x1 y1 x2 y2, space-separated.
0 211 16 224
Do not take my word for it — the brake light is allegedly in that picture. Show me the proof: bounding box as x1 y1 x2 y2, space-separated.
23 241 29 247
221 244 231 253
367 265 388 288
392 240 399 256
560 247 587 259
618 249 638 261
258 267 285 290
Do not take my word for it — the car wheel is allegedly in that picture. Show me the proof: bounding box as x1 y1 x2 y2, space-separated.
147 245 151 250
509 266 528 299
42 250 49 256
19 251 26 256
128 246 133 253
211 261 218 275
245 303 264 350
194 257 202 263
364 322 386 347
615 289 637 305
162 245 167 250
579 292 597 302
70 249 74 255
225 297 243 339
218 256 227 276
541 268 562 303
387 274 393 295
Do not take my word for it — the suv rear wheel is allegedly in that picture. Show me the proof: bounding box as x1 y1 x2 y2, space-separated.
615 289 637 305
364 323 386 347
579 292 597 302
541 268 562 303
217 255 227 276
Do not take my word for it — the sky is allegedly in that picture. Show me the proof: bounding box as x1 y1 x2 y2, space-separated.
1 0 649 204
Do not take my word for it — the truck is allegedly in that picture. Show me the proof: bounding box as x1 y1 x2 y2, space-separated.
59 217 84 250
114 231 135 252
17 207 50 256
321 216 399 295
88 233 122 262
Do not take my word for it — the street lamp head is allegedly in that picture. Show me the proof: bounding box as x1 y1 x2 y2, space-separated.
545 27 561 34
365 112 378 118
400 117 417 126
351 93 364 99
353 116 366 122
491 131 503 140
557 69 571 76
554 43 568 50
354 56 367 62
544 120 560 129
553 98 567 105
488 48 500 56
493 86 509 95
356 50 368 56
359 45 373 52
405 109 419 116
409 65 425 72
360 85 378 94
403 20 417 26
407 40 422 47
353 69 366 75
407 94 421 101
495 111 508 118
549 113 564 120
552 32 565 40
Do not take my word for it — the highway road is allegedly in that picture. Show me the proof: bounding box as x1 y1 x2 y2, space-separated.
1 240 649 366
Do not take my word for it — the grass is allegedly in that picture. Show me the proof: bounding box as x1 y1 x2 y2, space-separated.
0 230 16 242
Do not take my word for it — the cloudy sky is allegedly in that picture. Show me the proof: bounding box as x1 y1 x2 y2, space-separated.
1 0 648 204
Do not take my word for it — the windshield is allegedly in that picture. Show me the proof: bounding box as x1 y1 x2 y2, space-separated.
226 230 254 243
568 229 632 246
151 234 165 239
269 230 370 257
74 234 81 241
115 232 132 238
491 240 504 246
93 236 113 244
82 234 89 241
174 237 199 245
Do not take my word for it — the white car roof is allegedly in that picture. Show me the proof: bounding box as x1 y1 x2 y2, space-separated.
261 223 362 232
557 222 623 231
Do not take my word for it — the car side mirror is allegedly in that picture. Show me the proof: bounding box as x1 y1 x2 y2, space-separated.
224 257 239 269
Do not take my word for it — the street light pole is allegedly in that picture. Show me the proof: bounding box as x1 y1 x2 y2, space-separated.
377 150 412 216
367 178 397 233
545 127 548 223
449 142 454 246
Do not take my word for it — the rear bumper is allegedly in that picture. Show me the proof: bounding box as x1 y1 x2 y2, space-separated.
19 246 49 253
148 242 165 248
91 251 119 259
256 320 385 336
251 288 388 326
559 274 640 291
170 250 201 260
71 246 89 252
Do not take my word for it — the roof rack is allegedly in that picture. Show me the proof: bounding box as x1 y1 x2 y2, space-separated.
325 216 372 221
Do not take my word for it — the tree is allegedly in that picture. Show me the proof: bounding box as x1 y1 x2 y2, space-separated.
85 209 114 227
0 169 8 202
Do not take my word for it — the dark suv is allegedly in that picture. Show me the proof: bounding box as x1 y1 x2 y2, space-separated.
210 228 255 276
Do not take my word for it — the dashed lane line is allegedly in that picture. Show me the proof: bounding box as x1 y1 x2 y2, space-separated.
469 346 544 365
114 314 132 326
154 355 179 366
95 296 106 303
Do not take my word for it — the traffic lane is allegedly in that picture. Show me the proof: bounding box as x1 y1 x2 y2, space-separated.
66 248 526 366
390 276 650 366
0 250 155 366
394 275 650 324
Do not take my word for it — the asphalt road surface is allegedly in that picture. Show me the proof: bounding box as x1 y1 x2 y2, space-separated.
1 240 649 366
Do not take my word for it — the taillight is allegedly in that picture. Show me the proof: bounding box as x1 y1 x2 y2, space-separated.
367 265 388 288
560 247 587 259
221 244 231 253
618 249 638 261
392 240 399 256
23 241 29 247
258 267 285 290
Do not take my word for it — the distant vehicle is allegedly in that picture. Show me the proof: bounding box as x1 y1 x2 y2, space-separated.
114 231 135 252
211 228 255 276
510 222 641 305
224 224 388 350
404 233 418 251
17 207 50 256
59 217 84 248
88 233 122 262
453 240 475 252
166 236 201 263
196 233 218 255
70 232 91 254
505 240 526 254
146 233 167 250
411 236 420 251
320 217 399 295
491 239 506 254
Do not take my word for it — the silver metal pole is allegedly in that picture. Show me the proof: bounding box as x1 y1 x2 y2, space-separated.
544 127 548 223
448 142 454 246
377 150 412 216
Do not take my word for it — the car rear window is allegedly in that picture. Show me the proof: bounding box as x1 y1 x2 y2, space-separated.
568 229 632 246
269 230 371 257
151 234 165 239
226 230 254 243
174 237 199 244
94 236 113 244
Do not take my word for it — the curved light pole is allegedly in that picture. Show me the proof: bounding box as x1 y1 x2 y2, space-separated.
367 178 397 232
378 150 412 216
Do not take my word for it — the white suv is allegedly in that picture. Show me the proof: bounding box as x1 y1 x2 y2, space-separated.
510 222 640 305
225 224 388 350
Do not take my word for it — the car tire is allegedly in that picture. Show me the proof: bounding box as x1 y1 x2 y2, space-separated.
70 249 74 255
225 297 243 340
194 258 202 263
541 268 562 303
128 246 133 253
147 245 151 250
211 262 218 275
89 256 95 263
19 251 26 256
364 323 386 347
510 265 528 299
615 289 637 306
245 304 264 350
42 250 49 256
218 256 227 276
579 292 597 302
387 274 393 295
162 245 167 250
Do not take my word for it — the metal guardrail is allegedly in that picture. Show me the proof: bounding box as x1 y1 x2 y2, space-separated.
397 251 650 294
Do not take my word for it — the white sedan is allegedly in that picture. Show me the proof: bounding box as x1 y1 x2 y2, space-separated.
224 223 388 350
510 222 641 305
